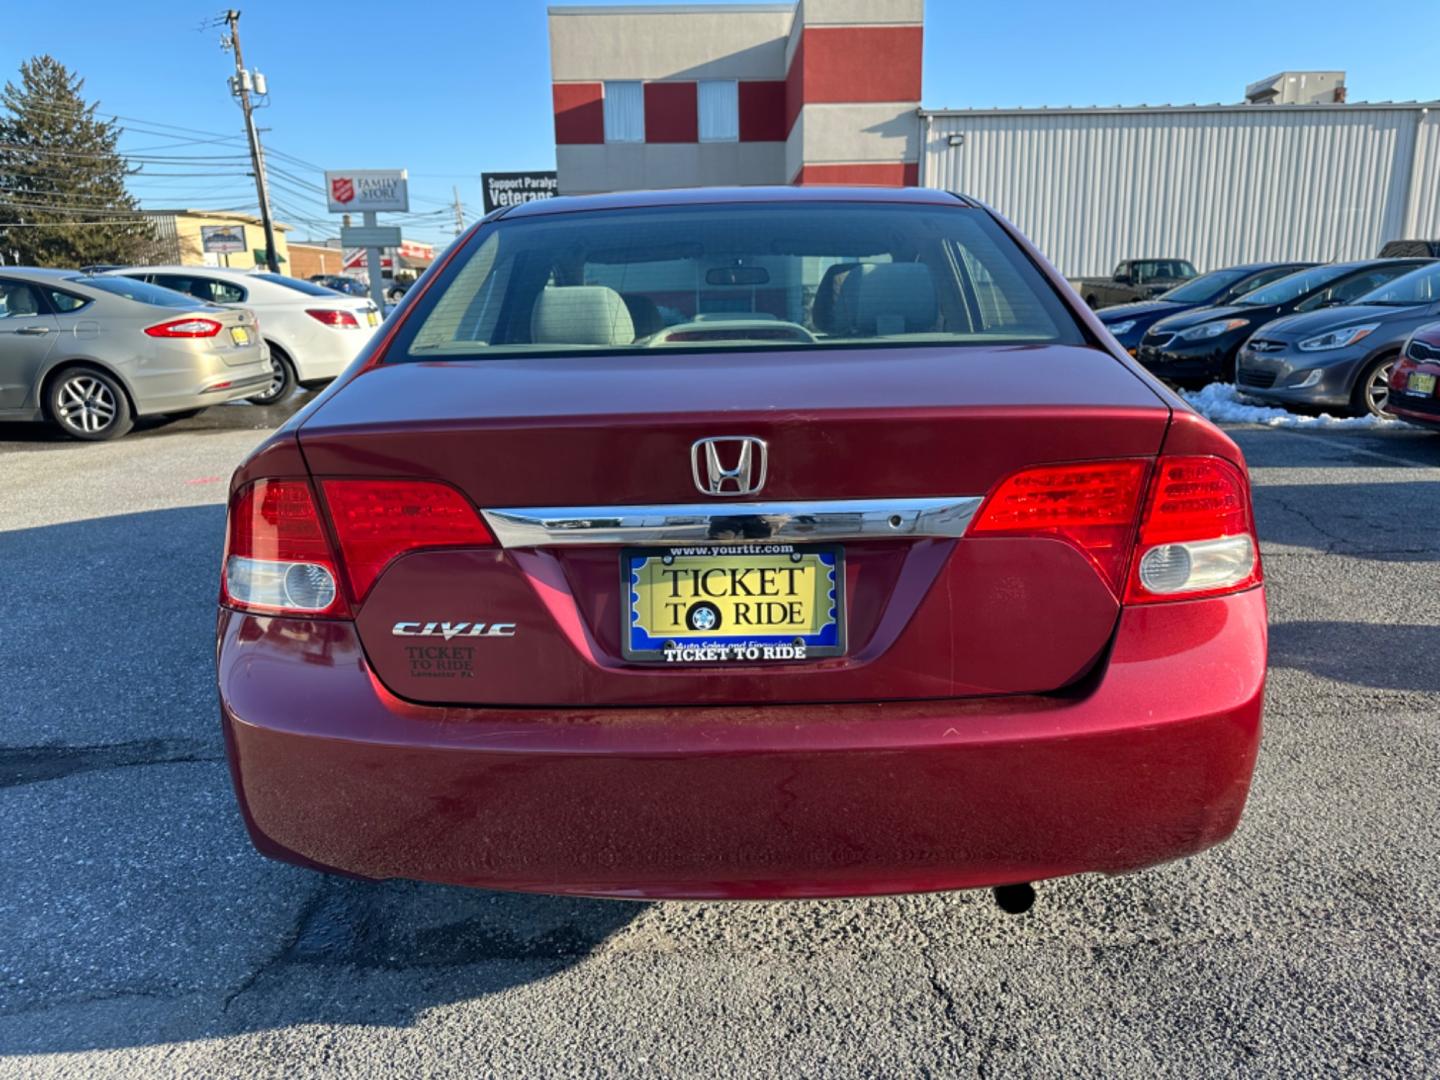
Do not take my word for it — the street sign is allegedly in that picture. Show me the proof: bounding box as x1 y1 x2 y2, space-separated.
482 171 558 214
251 249 285 265
200 224 247 254
340 225 403 249
324 169 409 213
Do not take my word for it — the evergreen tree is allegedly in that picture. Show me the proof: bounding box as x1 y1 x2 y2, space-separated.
0 55 153 267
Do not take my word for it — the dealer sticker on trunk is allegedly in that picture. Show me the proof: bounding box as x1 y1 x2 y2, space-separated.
623 544 844 663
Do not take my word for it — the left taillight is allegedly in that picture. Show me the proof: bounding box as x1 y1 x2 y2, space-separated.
145 317 223 338
321 479 495 602
222 479 347 616
223 477 497 614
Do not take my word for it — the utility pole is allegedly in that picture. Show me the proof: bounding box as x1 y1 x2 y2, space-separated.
222 10 280 273
452 186 465 237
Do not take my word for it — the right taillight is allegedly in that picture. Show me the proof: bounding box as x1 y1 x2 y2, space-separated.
222 479 347 616
1125 455 1261 604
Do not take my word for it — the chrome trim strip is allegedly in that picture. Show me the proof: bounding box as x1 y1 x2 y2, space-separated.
482 497 984 548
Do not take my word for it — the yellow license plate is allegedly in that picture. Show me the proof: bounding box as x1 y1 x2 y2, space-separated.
624 545 844 663
1408 372 1437 396
229 327 251 346
367 311 379 327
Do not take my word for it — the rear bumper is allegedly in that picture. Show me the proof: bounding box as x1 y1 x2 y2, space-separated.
131 359 273 415
218 589 1267 900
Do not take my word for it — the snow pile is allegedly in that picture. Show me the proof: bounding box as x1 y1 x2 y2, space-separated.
1179 383 1398 429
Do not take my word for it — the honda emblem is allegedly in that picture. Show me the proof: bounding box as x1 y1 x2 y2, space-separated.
692 436 768 497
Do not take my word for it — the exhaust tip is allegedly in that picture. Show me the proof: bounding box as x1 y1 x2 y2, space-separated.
992 883 1036 915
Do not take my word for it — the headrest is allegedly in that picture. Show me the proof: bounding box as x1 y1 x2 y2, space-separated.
621 293 663 338
811 263 862 335
530 286 635 346
838 263 938 335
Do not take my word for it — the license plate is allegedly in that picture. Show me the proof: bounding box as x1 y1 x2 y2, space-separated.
1407 372 1437 396
366 310 379 327
229 327 251 346
623 544 844 663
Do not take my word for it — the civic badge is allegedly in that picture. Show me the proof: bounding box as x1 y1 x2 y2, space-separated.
692 436 767 497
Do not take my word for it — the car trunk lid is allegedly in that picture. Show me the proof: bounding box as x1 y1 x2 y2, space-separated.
300 344 1171 706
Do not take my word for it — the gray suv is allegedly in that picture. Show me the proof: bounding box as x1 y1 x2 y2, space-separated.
1235 261 1440 416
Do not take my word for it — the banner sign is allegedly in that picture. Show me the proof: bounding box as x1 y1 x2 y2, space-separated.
200 224 246 254
482 171 558 214
325 169 410 213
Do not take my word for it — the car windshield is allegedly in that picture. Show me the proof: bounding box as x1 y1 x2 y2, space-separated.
73 276 208 309
1158 267 1252 303
1131 260 1195 282
253 272 344 297
395 202 1083 361
1233 264 1358 306
1355 262 1440 306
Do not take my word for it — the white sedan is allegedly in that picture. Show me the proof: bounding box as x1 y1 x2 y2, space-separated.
106 267 381 404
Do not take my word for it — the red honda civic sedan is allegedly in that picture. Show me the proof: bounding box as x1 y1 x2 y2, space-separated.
217 187 1266 903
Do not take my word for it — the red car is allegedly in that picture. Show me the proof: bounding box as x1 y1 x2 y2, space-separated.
217 187 1266 904
1388 322 1440 430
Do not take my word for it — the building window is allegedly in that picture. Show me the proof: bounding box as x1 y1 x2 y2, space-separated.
603 81 644 143
698 80 739 142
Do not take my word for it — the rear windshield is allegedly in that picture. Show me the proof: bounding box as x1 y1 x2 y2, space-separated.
1356 262 1440 306
73 276 207 309
391 202 1083 361
253 272 343 297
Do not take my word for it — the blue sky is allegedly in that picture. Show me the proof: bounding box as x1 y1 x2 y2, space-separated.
4 0 1436 247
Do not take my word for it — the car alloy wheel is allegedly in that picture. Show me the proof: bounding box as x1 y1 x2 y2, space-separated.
1359 356 1396 418
50 368 132 440
247 350 295 406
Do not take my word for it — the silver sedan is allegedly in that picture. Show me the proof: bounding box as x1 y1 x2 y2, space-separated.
0 267 272 440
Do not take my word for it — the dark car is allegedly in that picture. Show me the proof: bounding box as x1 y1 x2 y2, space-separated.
1070 258 1198 309
1235 261 1440 416
216 186 1267 903
1387 322 1440 430
1099 262 1315 353
309 274 368 297
1378 240 1440 258
1137 258 1434 385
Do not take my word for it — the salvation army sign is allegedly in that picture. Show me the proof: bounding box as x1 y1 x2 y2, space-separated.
324 169 409 213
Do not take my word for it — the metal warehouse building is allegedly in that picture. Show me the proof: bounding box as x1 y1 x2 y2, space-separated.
920 102 1440 277
548 3 1440 279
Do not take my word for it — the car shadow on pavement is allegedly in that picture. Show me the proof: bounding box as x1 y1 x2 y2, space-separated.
1269 621 1440 693
0 505 648 1055
1252 481 1440 562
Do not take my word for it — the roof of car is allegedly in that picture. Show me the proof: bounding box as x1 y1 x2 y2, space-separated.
497 185 968 220
109 265 260 277
0 266 99 280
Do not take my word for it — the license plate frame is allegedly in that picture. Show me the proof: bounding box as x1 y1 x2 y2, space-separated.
1407 372 1437 397
229 326 251 346
622 543 845 664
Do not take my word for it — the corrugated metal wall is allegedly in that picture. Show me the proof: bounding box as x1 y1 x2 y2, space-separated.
922 105 1440 277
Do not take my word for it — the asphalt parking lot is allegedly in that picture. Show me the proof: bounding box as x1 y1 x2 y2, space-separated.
2 401 1438 1078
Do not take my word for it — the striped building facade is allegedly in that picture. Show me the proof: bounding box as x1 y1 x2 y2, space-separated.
548 1 923 194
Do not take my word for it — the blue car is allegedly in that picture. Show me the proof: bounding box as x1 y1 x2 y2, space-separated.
1098 262 1314 352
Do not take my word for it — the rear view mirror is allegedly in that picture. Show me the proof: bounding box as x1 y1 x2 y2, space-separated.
706 266 770 286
